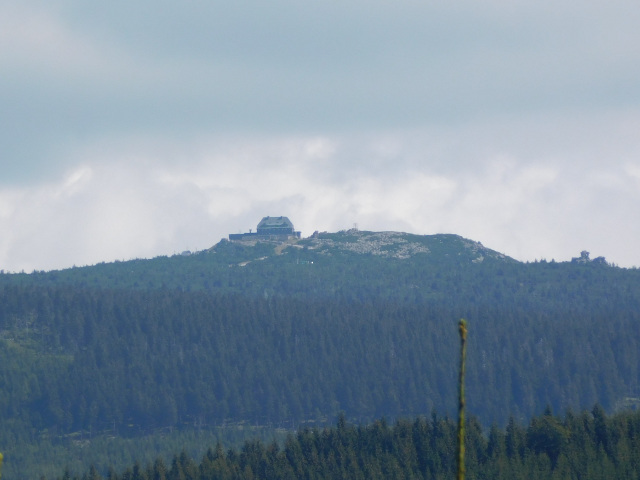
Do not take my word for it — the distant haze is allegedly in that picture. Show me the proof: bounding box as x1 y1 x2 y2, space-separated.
2 2 640 271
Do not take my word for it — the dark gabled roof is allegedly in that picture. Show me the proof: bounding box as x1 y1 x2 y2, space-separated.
257 216 294 230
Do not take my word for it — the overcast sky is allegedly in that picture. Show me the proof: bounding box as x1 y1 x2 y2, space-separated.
2 1 640 272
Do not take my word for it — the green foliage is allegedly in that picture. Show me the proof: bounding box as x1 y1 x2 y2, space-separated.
0 425 287 480
63 408 640 480
1 231 640 476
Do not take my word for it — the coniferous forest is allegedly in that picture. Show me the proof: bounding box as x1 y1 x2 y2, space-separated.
60 408 640 480
1 230 640 478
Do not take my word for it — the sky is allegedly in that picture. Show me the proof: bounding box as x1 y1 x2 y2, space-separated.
2 1 640 272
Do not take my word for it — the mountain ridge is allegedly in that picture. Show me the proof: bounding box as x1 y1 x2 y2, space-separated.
214 229 525 269
3 229 607 279
0 229 616 303
0 229 638 478
297 229 513 262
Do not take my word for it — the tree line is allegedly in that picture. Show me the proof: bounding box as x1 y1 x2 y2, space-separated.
2 234 640 476
60 407 640 480
2 283 639 438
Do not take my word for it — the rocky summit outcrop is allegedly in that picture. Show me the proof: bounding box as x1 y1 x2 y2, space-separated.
297 229 512 263
303 230 429 259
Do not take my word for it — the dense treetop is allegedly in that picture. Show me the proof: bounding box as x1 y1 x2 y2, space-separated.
64 407 640 480
1 230 639 478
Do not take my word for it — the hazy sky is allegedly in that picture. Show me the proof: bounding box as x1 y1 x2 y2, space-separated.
2 1 640 272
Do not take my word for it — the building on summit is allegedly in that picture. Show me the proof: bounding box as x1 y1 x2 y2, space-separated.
256 216 297 236
229 216 301 241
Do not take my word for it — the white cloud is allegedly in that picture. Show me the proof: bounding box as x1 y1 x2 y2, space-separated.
3 115 640 273
2 1 640 271
0 4 120 82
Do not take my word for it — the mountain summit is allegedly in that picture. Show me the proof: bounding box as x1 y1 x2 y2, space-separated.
298 229 511 262
0 227 638 479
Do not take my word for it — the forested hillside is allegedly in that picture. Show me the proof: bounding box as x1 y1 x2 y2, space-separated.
1 230 639 477
65 407 640 480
